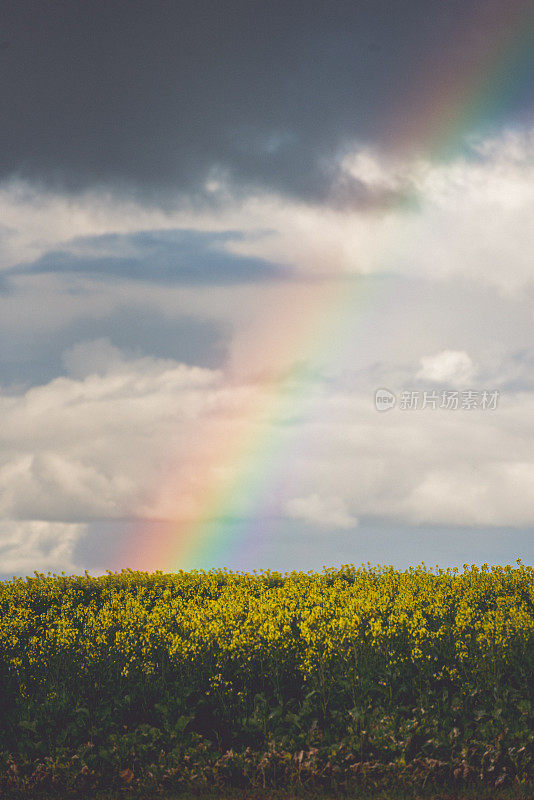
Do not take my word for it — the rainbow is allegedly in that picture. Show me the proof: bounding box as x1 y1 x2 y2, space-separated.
125 0 534 572
128 277 374 571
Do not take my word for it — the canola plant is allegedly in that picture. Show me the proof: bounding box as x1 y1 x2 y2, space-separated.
1 563 533 792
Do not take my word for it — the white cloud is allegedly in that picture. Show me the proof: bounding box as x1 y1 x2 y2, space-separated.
0 347 222 524
4 452 136 521
229 128 534 292
3 126 534 294
416 350 477 386
286 494 358 529
0 341 533 578
0 519 84 576
0 180 185 271
402 461 534 527
1 127 534 575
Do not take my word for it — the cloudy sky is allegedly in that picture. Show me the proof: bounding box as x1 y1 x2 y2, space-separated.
1 0 534 578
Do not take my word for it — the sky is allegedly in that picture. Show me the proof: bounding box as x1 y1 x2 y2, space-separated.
1 0 534 578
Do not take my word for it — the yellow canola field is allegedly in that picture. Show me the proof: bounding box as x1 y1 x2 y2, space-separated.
1 562 533 707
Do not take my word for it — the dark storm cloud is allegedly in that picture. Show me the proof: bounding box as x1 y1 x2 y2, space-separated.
2 0 522 203
11 228 291 283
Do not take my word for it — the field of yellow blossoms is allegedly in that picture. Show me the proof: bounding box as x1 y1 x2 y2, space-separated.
1 562 533 797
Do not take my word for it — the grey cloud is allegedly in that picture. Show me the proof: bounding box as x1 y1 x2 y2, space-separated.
2 0 524 203
11 228 291 284
492 348 534 392
0 304 231 388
